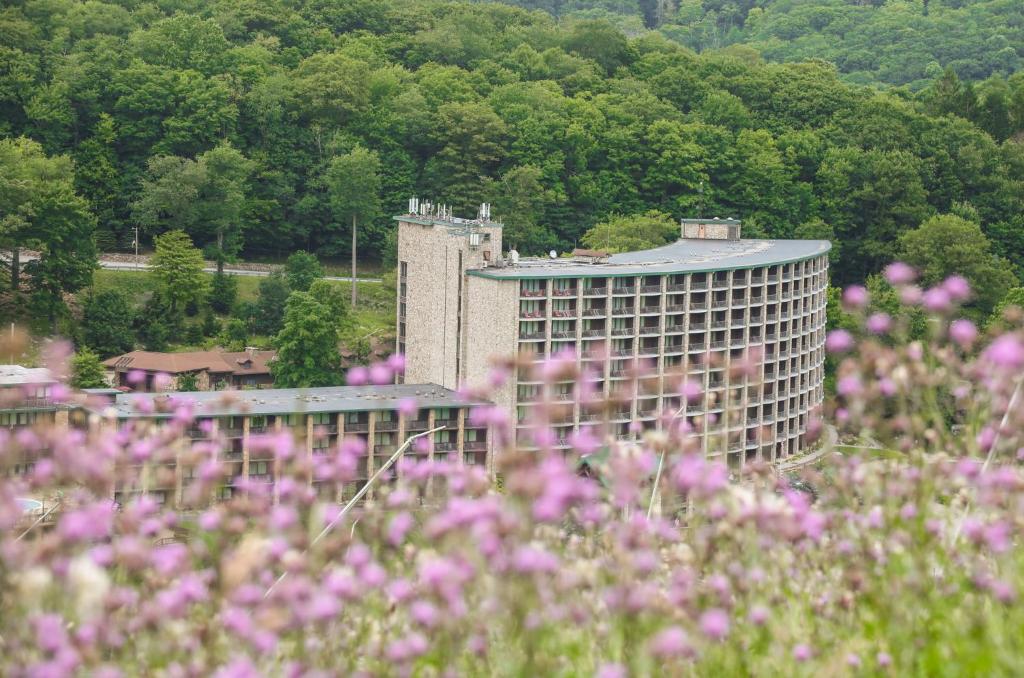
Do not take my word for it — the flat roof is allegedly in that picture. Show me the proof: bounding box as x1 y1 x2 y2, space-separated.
394 215 502 230
0 365 56 387
467 238 831 280
102 383 484 419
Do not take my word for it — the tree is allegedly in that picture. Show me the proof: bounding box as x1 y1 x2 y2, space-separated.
210 271 237 314
581 211 679 254
150 230 209 317
487 165 560 255
324 145 381 309
81 290 135 358
70 347 108 389
271 290 342 388
195 142 254 274
899 214 1018 317
253 272 290 336
137 293 173 351
0 137 96 309
221 318 248 351
285 251 324 292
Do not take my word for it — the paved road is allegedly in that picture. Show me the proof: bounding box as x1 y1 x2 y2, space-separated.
7 256 385 284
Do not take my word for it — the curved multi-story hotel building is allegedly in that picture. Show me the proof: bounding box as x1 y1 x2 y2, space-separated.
397 207 831 469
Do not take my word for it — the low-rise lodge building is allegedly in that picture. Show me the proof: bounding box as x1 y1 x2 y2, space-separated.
103 349 276 391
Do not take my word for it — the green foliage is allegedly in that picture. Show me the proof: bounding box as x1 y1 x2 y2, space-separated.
136 292 174 352
176 372 199 392
284 251 324 292
989 287 1024 330
271 289 342 388
0 137 96 314
69 347 108 389
252 273 290 337
210 271 237 314
221 318 248 352
0 0 1021 311
324 145 382 257
201 310 221 338
150 230 209 317
581 211 678 253
81 290 135 358
899 214 1017 317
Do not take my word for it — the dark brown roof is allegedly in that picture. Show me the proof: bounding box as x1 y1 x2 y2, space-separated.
103 350 276 376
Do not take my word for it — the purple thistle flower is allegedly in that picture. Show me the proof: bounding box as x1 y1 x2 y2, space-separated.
345 366 369 386
699 608 730 641
825 330 854 354
884 262 916 285
648 626 694 659
842 285 869 309
942 275 971 301
984 334 1024 369
949 319 977 348
922 287 951 313
793 643 813 661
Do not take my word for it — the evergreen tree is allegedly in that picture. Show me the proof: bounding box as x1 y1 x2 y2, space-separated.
271 290 342 388
82 290 135 358
70 347 109 389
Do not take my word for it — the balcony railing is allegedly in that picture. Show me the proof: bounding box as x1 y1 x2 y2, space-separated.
612 286 636 295
583 287 607 296
434 419 458 429
666 283 686 292
375 420 400 432
520 310 545 319
582 308 605 317
689 302 707 311
519 332 545 340
434 441 457 452
552 288 577 297
640 285 662 294
552 309 576 318
551 330 575 339
520 289 546 298
582 329 605 337
665 304 686 313
464 441 488 452
611 327 633 336
346 422 370 433
690 281 708 291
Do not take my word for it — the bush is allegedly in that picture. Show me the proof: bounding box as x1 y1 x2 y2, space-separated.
284 250 324 292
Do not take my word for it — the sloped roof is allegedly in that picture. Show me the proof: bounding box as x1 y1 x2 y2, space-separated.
103 350 276 376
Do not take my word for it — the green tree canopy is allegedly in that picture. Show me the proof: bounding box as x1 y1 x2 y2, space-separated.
899 214 1017 317
0 137 96 312
81 290 135 358
252 272 290 337
271 289 342 388
581 211 679 254
70 347 108 389
150 230 210 317
284 251 324 292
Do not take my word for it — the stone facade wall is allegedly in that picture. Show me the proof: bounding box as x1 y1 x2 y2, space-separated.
682 221 740 240
462 275 518 413
397 218 502 389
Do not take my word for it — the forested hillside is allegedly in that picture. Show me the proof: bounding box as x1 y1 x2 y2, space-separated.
2 0 1023 322
494 1 1024 90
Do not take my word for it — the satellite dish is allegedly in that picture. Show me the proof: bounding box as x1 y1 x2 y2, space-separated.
549 250 558 259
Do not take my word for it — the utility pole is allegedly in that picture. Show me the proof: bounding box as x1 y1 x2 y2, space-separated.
351 213 358 308
134 226 139 271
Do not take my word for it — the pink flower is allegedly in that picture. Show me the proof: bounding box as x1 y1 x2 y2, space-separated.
346 366 369 386
836 375 862 397
386 353 406 374
153 372 173 391
984 334 1024 369
866 313 892 334
825 330 854 354
699 608 730 641
942 275 971 301
748 605 769 625
922 287 951 313
793 644 813 661
949 319 977 348
900 285 922 305
369 363 392 385
842 285 869 309
648 626 694 658
884 262 916 285
877 652 892 667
